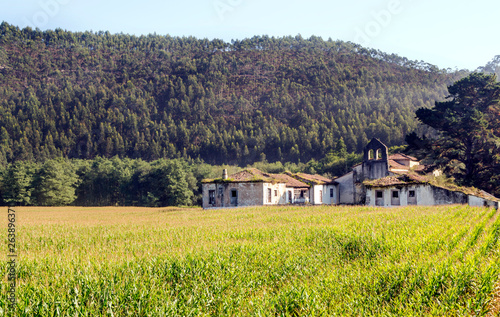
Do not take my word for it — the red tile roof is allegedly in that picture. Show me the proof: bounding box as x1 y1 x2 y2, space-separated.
285 172 336 185
388 159 409 170
202 168 312 188
388 153 418 161
269 173 310 188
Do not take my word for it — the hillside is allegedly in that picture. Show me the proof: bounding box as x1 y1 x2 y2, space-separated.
0 22 466 165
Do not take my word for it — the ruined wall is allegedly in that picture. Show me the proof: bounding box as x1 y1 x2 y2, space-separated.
431 186 467 205
366 185 440 207
468 195 499 208
202 182 265 208
362 160 389 180
336 172 355 204
293 188 309 203
223 182 264 207
322 184 338 204
263 183 287 205
364 184 496 208
202 183 217 209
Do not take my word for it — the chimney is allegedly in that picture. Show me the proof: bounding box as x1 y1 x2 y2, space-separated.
222 169 228 180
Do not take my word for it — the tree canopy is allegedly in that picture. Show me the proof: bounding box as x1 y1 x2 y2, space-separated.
415 73 500 196
0 22 465 165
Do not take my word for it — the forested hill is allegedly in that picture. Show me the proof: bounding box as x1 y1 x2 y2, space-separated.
0 22 466 165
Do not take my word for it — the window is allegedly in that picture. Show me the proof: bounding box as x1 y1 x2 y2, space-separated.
209 190 215 205
268 188 272 203
230 189 238 206
218 186 223 196
368 149 374 160
375 190 384 206
408 190 417 205
300 190 305 198
330 188 334 198
391 190 400 206
274 190 278 197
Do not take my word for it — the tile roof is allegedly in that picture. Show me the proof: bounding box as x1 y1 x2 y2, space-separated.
202 168 273 183
229 168 272 182
296 173 334 184
202 168 313 188
388 159 409 170
364 174 499 202
388 153 418 161
269 173 310 188
285 172 336 185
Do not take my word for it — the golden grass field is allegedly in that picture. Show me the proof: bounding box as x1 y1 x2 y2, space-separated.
1 205 500 316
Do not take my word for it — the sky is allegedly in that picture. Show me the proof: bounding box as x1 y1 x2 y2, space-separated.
1 0 499 70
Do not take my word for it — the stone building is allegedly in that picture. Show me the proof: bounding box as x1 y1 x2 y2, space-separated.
201 168 337 208
336 138 498 208
364 174 499 208
202 138 499 209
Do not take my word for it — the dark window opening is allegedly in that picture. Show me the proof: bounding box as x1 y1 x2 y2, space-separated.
209 190 215 205
376 191 383 198
391 190 400 206
230 189 238 206
268 188 272 203
300 190 305 198
274 190 278 197
409 190 415 198
330 188 334 198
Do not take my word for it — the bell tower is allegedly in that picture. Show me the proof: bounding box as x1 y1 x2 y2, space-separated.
362 138 389 180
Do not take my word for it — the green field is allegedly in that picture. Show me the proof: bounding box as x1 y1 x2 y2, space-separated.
1 205 500 316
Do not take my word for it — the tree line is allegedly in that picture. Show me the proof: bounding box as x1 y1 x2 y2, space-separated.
0 157 199 207
0 139 367 207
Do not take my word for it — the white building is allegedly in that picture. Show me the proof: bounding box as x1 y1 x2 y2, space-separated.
202 139 499 209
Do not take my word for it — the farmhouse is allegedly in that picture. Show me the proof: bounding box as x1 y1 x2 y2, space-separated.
364 174 499 208
202 138 499 209
201 168 337 208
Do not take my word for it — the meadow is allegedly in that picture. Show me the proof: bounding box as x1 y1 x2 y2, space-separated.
1 205 500 316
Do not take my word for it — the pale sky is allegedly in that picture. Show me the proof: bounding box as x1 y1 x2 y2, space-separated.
1 0 499 70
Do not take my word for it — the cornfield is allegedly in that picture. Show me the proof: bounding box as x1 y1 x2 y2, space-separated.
1 205 500 316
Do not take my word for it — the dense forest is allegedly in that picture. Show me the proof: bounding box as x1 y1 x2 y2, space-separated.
0 22 468 166
0 156 342 207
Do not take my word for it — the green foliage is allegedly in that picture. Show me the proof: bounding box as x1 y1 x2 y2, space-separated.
0 161 37 205
0 22 466 165
31 158 78 206
141 159 195 206
73 156 134 206
415 73 500 196
0 157 205 206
